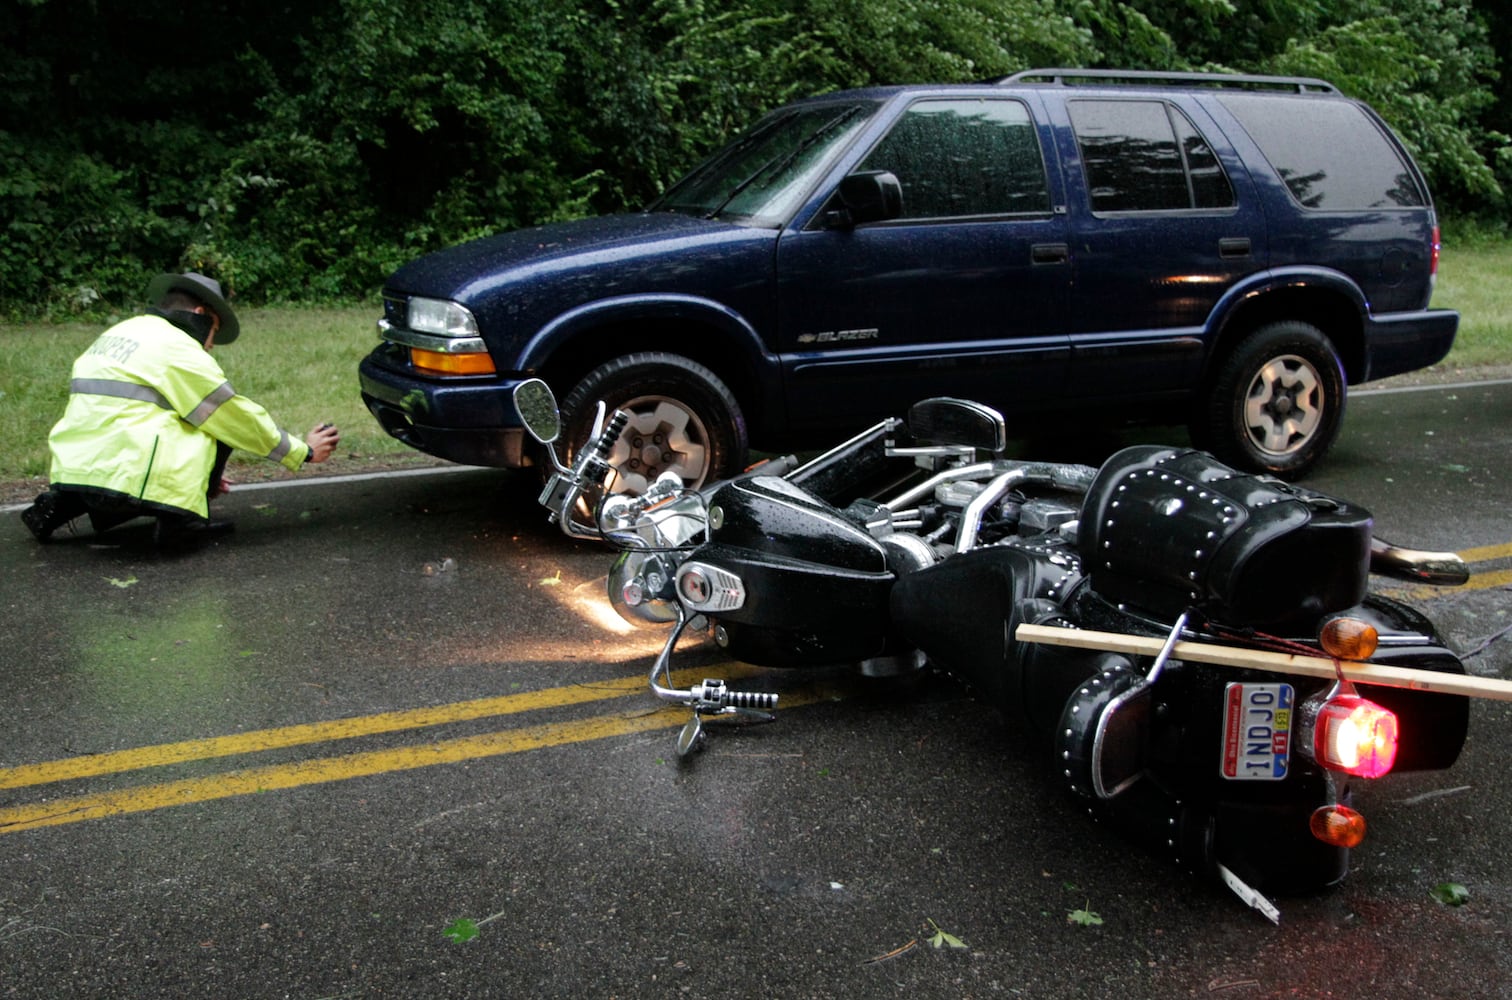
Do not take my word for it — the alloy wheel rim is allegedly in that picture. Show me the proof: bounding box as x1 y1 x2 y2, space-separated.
602 395 712 494
1242 353 1324 457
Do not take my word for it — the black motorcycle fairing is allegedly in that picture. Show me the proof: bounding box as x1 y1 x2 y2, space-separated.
692 475 900 667
707 475 888 572
698 541 896 666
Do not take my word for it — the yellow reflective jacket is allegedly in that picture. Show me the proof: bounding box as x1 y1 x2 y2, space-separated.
47 313 310 518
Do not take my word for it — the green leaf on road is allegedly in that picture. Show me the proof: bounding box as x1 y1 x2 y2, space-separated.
1431 882 1470 906
926 917 967 950
442 908 507 943
105 575 138 588
442 918 480 943
1067 902 1104 926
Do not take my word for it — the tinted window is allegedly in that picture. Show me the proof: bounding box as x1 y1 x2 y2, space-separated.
1220 94 1424 209
1070 99 1235 213
858 98 1050 219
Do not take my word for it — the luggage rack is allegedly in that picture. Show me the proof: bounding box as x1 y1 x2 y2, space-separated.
998 67 1339 95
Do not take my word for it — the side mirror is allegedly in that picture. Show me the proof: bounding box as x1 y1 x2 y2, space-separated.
905 397 1008 453
513 378 561 444
825 170 903 228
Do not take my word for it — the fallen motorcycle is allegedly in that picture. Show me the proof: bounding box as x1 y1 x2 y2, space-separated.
515 378 1474 915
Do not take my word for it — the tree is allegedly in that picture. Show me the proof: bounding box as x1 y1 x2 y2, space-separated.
0 0 1505 315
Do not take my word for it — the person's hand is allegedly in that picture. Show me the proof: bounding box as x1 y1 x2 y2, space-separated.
209 475 234 499
306 422 340 464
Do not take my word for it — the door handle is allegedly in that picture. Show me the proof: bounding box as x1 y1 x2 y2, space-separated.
1219 237 1251 259
1031 242 1070 265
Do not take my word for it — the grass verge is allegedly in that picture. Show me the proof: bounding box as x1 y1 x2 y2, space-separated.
0 303 438 501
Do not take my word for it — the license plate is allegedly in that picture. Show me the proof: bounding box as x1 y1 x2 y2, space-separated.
1221 682 1293 780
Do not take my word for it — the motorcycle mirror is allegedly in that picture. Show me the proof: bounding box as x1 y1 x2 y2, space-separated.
676 715 706 757
905 397 1008 453
513 378 561 444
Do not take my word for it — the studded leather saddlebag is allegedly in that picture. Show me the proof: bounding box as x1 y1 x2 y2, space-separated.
1078 446 1372 627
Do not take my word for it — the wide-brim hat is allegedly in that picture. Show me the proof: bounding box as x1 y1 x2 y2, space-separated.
146 272 240 344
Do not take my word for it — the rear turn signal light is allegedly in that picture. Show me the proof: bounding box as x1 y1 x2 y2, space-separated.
1315 694 1398 778
1310 804 1368 848
1319 617 1378 660
410 346 497 376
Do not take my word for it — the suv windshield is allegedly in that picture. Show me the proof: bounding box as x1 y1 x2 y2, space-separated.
651 101 878 226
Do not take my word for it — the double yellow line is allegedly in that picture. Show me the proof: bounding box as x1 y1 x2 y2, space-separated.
4 542 1506 837
0 663 826 836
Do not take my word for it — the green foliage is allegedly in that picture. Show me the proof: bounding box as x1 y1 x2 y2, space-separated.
798 0 1096 85
1258 1 1505 205
0 0 1506 318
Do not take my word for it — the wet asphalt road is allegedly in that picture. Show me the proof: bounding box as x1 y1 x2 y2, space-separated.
2 380 1510 1000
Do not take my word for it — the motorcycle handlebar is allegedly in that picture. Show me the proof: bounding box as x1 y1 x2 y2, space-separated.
584 409 629 472
549 409 631 540
716 688 780 712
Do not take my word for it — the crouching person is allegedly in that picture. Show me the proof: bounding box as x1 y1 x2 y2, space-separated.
22 272 340 549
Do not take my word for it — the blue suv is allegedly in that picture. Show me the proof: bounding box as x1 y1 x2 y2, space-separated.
359 68 1455 486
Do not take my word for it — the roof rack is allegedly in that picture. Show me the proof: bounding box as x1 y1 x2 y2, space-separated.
997 68 1339 95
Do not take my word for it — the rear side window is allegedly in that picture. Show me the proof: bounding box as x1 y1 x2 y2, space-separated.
858 98 1050 219
1070 99 1235 213
1220 94 1424 209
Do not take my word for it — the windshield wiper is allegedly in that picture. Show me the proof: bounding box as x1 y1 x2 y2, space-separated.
651 111 799 215
703 106 863 221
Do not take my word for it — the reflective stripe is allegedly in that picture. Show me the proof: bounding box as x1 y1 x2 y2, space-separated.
70 378 171 411
186 382 237 427
268 430 293 464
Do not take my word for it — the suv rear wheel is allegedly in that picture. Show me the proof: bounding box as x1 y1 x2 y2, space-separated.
560 352 748 495
1193 321 1345 479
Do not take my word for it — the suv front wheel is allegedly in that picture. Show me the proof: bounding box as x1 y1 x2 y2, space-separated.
1194 321 1345 479
559 352 749 496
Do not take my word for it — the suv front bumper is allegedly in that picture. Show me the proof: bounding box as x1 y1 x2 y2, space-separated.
358 345 532 468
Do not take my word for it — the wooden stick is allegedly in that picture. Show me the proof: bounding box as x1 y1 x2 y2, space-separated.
1015 623 1512 702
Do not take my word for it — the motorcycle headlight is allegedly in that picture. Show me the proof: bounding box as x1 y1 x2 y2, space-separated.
608 551 681 627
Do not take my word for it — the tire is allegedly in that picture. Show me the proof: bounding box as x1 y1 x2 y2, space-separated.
1192 321 1345 479
560 352 748 496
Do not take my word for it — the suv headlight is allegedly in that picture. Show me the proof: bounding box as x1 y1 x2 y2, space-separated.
407 297 479 337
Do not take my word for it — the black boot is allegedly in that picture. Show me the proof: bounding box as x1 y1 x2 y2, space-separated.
154 515 236 550
21 490 84 543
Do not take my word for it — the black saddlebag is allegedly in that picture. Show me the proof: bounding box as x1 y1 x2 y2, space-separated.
1078 446 1372 627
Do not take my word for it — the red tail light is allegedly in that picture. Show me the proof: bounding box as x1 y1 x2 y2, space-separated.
1430 226 1441 276
1314 694 1398 778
